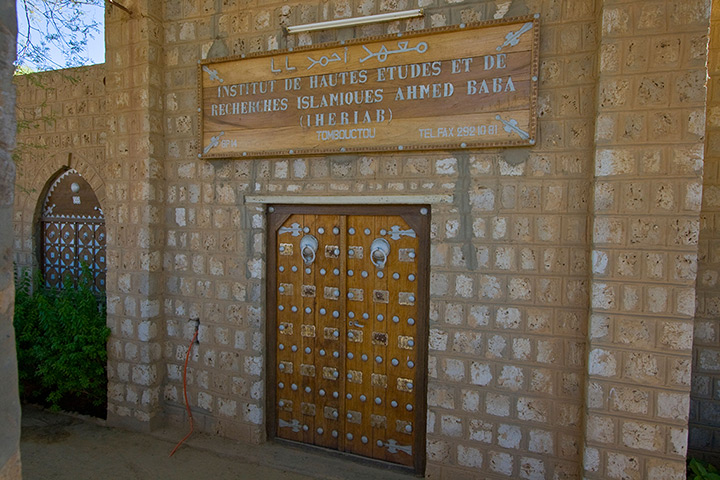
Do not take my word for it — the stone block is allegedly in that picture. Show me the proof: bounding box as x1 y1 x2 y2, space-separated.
498 365 524 391
428 386 455 409
512 338 531 361
478 274 502 299
132 364 157 386
584 446 600 473
669 427 688 456
591 282 616 309
497 423 521 449
660 321 693 350
487 335 507 359
455 274 473 297
517 397 549 423
606 452 640 480
198 391 213 411
496 307 521 329
486 392 510 417
646 459 685 480
530 369 553 394
242 402 263 425
435 157 457 175
588 348 617 377
469 418 493 443
624 352 660 382
599 78 630 108
452 331 482 355
429 328 448 351
587 414 615 444
244 355 262 376
489 451 513 476
528 429 553 454
519 456 545 480
457 445 482 469
621 421 664 452
218 397 237 417
426 439 451 462
442 358 465 382
440 414 462 437
461 389 480 412
611 386 648 415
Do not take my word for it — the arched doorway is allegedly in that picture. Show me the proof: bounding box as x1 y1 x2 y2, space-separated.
39 169 106 290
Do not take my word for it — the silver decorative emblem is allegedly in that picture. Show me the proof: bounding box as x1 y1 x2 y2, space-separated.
380 439 412 455
496 115 529 140
384 225 416 240
202 65 224 83
279 223 303 236
496 22 533 51
278 418 302 432
203 131 225 154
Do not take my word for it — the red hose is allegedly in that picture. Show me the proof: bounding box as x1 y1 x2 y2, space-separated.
169 327 199 457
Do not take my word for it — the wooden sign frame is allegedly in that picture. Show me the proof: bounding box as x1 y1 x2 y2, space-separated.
198 15 539 158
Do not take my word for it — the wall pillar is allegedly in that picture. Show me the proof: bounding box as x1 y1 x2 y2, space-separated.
585 1 710 478
104 0 167 431
0 1 20 478
692 0 720 464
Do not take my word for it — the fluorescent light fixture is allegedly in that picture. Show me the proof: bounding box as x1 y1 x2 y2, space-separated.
286 9 424 34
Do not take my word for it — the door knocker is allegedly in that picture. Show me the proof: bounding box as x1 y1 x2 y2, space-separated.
370 238 391 269
300 234 318 265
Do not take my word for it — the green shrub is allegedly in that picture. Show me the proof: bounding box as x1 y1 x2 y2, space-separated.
689 458 720 480
14 267 110 412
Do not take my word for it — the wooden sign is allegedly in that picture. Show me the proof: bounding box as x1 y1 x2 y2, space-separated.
198 16 539 158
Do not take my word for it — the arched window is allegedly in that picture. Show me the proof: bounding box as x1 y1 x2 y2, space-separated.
40 169 106 291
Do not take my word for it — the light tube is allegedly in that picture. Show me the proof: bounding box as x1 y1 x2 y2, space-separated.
286 9 424 34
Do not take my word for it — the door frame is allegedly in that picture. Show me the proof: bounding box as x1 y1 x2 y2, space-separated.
265 204 430 475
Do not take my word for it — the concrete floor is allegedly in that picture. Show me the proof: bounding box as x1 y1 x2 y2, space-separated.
20 406 417 480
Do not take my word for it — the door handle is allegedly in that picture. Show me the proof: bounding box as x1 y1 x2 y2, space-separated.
300 234 318 265
370 238 390 269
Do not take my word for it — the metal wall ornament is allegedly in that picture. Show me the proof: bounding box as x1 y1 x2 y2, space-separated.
370 238 391 269
40 169 106 291
267 205 430 474
300 234 318 265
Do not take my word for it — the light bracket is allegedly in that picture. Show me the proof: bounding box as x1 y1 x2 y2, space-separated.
286 9 424 34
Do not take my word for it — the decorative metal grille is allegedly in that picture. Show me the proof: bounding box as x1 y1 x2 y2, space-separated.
40 169 106 291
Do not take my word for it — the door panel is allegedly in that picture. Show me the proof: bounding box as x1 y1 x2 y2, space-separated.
268 206 429 473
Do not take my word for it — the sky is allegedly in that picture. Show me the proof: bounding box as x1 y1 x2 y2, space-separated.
16 0 105 70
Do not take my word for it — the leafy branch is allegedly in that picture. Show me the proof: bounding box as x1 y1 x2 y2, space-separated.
14 267 110 411
16 0 104 72
689 458 720 480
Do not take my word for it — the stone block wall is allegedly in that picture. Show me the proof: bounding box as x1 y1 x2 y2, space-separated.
587 1 709 478
692 0 720 465
9 0 719 479
13 65 107 271
157 0 595 476
103 0 168 430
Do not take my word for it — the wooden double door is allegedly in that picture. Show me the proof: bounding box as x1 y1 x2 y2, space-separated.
267 205 429 473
